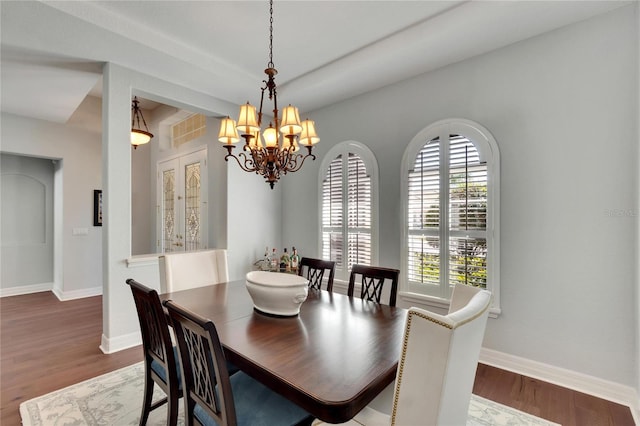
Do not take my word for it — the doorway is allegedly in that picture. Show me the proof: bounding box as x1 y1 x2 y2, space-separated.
1 154 55 295
157 148 208 253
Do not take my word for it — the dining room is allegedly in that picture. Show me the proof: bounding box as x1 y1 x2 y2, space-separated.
1 1 639 425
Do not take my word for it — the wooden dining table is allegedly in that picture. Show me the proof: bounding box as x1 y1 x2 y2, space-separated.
159 279 407 424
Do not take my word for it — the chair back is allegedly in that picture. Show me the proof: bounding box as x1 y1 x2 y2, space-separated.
448 282 484 314
298 257 336 292
347 264 400 306
126 278 180 423
159 248 229 292
164 299 237 426
391 285 491 426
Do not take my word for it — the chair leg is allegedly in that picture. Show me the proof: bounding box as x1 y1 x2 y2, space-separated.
167 393 179 426
139 370 155 426
183 398 197 426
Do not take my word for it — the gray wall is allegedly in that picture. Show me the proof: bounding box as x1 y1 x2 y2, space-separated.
282 5 638 388
1 99 103 300
130 129 152 256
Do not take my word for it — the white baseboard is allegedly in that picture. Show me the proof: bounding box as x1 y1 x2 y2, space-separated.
480 347 640 423
0 284 102 300
99 331 141 354
0 282 52 297
52 286 102 301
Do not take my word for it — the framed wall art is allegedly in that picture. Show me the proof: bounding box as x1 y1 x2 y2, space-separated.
93 189 102 226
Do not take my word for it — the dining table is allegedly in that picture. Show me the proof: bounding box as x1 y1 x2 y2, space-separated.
159 279 407 424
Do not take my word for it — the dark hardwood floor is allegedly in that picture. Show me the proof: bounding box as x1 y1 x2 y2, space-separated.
1 292 142 425
473 363 635 426
1 292 635 425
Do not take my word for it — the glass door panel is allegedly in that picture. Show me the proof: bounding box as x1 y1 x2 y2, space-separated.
157 149 207 253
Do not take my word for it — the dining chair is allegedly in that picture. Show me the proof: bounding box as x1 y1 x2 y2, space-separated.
312 284 492 426
159 248 241 376
298 257 336 292
159 248 229 292
163 299 314 426
347 264 400 307
126 278 181 426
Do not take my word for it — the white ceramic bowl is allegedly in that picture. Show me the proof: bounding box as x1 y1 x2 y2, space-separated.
245 271 309 317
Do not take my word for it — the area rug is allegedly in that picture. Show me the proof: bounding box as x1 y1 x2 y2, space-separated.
20 362 560 426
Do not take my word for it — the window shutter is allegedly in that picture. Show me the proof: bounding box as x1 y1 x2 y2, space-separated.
449 135 487 232
407 137 440 284
322 155 343 268
347 153 371 269
448 135 487 288
322 151 373 275
407 135 488 291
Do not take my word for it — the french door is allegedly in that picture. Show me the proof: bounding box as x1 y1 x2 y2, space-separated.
157 149 208 253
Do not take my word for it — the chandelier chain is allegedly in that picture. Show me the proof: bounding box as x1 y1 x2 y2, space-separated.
268 0 274 69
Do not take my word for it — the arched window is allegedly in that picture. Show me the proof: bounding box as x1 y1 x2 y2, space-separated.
402 119 500 315
319 141 378 281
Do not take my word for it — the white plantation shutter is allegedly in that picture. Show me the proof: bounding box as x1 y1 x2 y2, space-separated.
407 137 440 286
347 153 372 269
321 142 377 280
322 156 344 267
448 136 487 288
404 121 499 307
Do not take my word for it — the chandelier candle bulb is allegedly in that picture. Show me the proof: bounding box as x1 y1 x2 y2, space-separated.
280 105 302 135
249 130 263 149
299 119 320 146
218 117 240 145
263 125 278 148
281 137 300 152
237 102 260 135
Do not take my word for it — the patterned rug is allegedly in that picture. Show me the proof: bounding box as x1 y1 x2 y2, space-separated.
20 362 560 426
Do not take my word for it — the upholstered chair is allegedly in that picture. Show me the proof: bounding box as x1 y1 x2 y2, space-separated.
298 257 336 292
164 299 313 426
159 248 229 292
313 284 491 426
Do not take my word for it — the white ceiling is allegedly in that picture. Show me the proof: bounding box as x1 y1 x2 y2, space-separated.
0 0 629 123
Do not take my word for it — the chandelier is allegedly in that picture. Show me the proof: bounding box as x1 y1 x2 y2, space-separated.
131 96 153 149
217 0 319 189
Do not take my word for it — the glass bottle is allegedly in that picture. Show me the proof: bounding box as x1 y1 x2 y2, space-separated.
263 246 270 270
290 246 300 273
270 248 278 271
280 248 290 272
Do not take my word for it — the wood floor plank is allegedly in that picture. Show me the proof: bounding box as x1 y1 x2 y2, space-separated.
1 292 142 426
1 292 636 425
473 364 635 426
